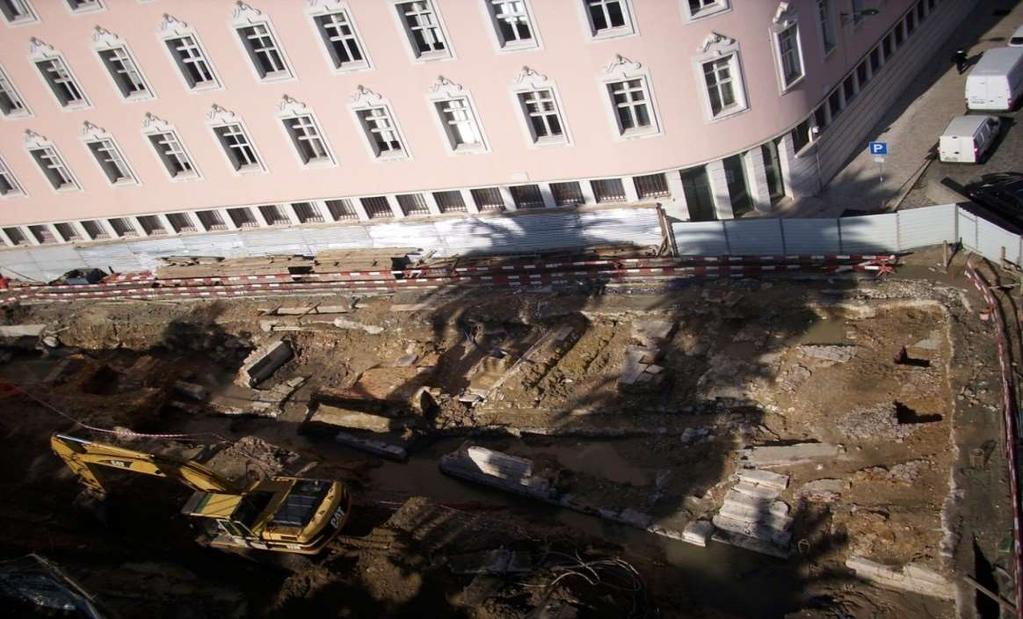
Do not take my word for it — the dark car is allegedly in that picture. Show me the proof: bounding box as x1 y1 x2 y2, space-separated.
962 172 1023 226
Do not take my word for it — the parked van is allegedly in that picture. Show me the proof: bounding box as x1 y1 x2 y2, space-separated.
966 47 1023 111
939 115 1000 163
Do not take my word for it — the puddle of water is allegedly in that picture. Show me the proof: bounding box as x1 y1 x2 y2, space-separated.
539 441 648 486
797 318 850 345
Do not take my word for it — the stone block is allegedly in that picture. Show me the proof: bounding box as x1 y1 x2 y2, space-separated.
682 520 714 547
735 468 790 490
236 339 292 387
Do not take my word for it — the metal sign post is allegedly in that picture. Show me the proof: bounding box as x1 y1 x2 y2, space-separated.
868 141 889 185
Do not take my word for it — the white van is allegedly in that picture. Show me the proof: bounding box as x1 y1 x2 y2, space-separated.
966 47 1023 111
938 115 1000 163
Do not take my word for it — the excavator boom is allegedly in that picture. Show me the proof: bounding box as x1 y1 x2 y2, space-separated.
50 434 238 496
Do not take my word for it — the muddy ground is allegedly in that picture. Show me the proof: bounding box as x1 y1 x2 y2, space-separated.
0 248 1014 618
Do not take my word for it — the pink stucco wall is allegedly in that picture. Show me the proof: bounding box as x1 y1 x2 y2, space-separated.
0 0 916 227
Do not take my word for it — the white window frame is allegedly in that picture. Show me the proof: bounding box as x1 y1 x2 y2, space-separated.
511 67 571 147
391 0 454 62
159 14 223 92
307 0 372 73
0 0 38 26
25 130 80 193
0 154 25 198
850 0 865 26
142 113 201 182
278 95 336 168
428 77 488 155
682 0 730 21
0 65 31 119
93 28 155 102
64 0 103 15
349 86 411 161
483 0 540 52
599 55 661 140
580 0 636 40
81 122 138 186
207 104 265 175
817 0 836 57
771 6 805 92
231 2 294 82
29 39 90 111
693 33 749 121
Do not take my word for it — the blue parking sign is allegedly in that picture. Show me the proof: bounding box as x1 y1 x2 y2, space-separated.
868 141 888 156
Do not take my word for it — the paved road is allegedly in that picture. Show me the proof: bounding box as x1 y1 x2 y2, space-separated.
785 1 1023 217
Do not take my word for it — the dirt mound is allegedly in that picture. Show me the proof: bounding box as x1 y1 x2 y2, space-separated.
204 435 300 484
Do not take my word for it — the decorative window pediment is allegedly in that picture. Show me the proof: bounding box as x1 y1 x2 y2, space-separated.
278 94 310 117
207 103 240 125
158 13 193 38
698 32 737 56
28 38 59 62
81 121 110 141
513 66 551 90
24 129 50 149
771 2 797 31
142 112 173 133
429 75 465 100
601 54 643 80
231 1 265 26
349 85 387 108
92 26 125 50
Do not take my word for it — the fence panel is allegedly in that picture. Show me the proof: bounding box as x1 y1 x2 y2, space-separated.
672 221 728 255
839 213 899 254
300 225 374 253
977 216 1022 265
781 219 842 254
723 219 785 255
957 208 980 254
897 204 957 251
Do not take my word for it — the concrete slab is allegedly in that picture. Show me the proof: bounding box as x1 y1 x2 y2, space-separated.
845 556 955 600
741 443 843 468
735 469 790 490
236 338 292 387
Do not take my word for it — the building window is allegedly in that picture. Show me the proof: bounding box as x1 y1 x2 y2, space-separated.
258 205 290 225
702 56 741 117
165 36 218 90
518 89 566 144
97 47 150 100
776 23 804 88
28 225 56 244
843 75 856 103
3 227 27 245
86 138 136 185
433 190 466 213
137 215 167 236
857 61 869 88
0 157 22 196
36 58 87 108
607 78 654 135
224 207 256 228
29 146 77 191
147 131 196 179
634 173 670 199
591 178 626 203
166 213 197 233
282 115 332 166
686 0 727 19
791 119 811 152
894 22 904 48
212 124 262 172
510 184 544 209
195 210 227 231
108 217 138 238
762 139 785 204
396 1 449 60
356 107 405 158
851 0 864 25
585 0 633 37
80 220 109 240
471 187 505 212
905 12 916 36
550 181 584 206
54 223 82 242
361 196 394 219
435 97 485 152
397 193 431 216
869 47 881 73
814 104 828 131
0 69 29 117
313 9 368 70
292 202 325 223
1 0 36 24
66 0 102 13
325 199 358 221
236 23 290 80
487 0 535 49
817 0 835 55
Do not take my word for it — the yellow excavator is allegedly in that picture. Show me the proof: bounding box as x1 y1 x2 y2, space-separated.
51 433 351 555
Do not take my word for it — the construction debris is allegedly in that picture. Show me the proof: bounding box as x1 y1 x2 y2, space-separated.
682 520 714 547
844 556 955 600
236 339 292 387
739 443 843 468
798 478 850 502
334 431 408 461
710 468 792 557
619 319 675 392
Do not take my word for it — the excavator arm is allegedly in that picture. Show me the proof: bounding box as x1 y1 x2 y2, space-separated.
51 434 239 497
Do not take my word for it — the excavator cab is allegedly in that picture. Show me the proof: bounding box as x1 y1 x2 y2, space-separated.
51 434 351 555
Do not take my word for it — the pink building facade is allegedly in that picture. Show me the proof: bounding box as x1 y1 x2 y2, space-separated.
0 0 971 251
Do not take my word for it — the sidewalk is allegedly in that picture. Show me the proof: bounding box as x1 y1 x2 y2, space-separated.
781 1 1023 218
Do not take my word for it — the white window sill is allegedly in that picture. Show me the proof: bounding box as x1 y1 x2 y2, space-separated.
450 144 487 155
618 126 659 140
168 171 201 182
257 71 294 83
333 61 372 74
61 101 91 111
111 178 137 187
375 150 408 161
591 26 636 41
68 5 105 15
414 49 451 62
3 16 38 26
532 135 569 147
235 164 265 175
685 5 731 22
780 74 805 93
498 39 539 52
54 185 80 193
1 109 31 120
188 81 222 93
0 191 25 199
300 158 336 170
123 91 153 103
708 105 750 123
